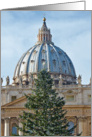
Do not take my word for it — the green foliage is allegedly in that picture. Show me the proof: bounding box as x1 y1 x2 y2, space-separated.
17 70 80 136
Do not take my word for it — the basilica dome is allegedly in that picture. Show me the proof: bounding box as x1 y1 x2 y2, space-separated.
13 18 76 85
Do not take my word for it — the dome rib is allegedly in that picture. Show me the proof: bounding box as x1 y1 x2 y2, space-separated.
37 43 44 72
50 44 62 73
46 43 50 72
17 52 27 77
14 53 25 78
62 51 71 75
13 43 76 84
26 45 37 74
65 53 76 77
64 53 72 75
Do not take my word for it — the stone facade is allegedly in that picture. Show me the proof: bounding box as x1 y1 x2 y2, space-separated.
1 82 91 136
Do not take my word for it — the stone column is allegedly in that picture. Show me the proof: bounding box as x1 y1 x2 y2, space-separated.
4 118 9 136
19 121 23 136
78 117 83 136
59 74 63 87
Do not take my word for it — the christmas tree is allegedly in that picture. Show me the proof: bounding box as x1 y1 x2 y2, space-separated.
17 70 81 136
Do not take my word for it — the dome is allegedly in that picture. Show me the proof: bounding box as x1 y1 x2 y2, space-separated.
13 18 76 85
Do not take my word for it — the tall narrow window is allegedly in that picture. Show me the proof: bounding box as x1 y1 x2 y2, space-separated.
54 80 59 85
68 121 74 134
12 124 17 135
63 60 66 66
88 95 91 102
53 59 56 67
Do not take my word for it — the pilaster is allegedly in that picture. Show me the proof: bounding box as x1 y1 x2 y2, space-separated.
4 118 10 136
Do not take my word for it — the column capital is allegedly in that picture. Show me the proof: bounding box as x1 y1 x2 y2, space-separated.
1 118 4 120
78 116 87 120
5 117 10 122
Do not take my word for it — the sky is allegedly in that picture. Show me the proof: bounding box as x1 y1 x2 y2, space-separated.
1 11 91 85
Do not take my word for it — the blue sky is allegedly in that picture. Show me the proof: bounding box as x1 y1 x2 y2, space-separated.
1 11 91 85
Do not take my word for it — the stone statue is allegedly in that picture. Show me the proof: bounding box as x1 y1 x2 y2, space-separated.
6 76 10 86
59 74 63 86
28 74 33 87
1 78 3 86
19 76 22 87
51 74 54 79
28 75 32 85
78 75 82 85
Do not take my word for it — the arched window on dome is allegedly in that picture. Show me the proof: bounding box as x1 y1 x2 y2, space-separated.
63 60 66 66
68 121 74 134
65 70 67 73
12 123 17 135
53 59 56 67
58 51 62 54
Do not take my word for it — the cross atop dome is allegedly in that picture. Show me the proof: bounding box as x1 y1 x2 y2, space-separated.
41 17 47 30
37 18 52 43
43 17 46 22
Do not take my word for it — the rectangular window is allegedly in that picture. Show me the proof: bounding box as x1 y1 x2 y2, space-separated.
11 96 16 102
55 80 59 85
66 95 74 102
88 95 91 102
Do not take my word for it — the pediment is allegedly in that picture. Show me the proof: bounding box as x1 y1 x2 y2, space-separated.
1 95 27 108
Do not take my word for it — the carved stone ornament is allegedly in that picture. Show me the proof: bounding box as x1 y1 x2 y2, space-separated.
78 75 82 85
1 78 3 86
6 76 10 86
19 76 22 87
59 74 63 86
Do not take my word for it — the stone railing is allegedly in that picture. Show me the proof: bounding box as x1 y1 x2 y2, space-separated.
1 83 91 90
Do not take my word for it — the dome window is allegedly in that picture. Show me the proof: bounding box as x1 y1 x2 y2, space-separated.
63 60 66 66
53 59 56 66
58 51 62 54
42 59 45 62
42 59 46 67
22 61 25 64
31 60 35 63
51 49 54 53
42 49 46 53
70 62 72 66
34 50 37 54
59 66 62 72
